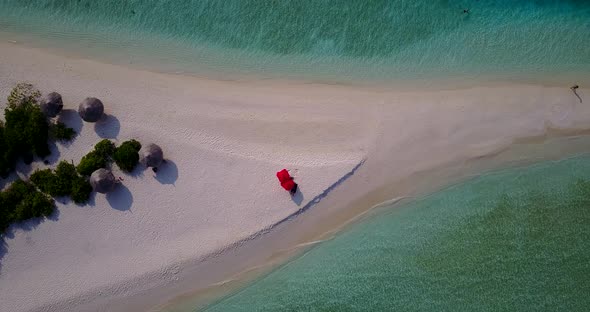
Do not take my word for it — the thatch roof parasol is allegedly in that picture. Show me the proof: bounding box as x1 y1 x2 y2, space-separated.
90 168 117 194
140 143 164 168
40 92 64 117
78 97 104 122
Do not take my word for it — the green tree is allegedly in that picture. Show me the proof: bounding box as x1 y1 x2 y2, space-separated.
71 176 93 204
52 161 78 197
0 179 55 234
30 169 56 194
31 162 93 205
0 194 9 233
3 93 50 165
14 191 54 220
0 122 10 178
114 140 142 172
7 83 40 108
77 151 108 176
77 140 116 176
0 83 59 178
94 139 116 158
50 122 76 141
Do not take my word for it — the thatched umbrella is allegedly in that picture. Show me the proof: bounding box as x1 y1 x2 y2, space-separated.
40 92 64 117
140 143 164 169
78 97 104 122
90 168 117 194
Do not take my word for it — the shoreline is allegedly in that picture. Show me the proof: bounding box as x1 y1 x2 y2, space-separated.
195 137 590 311
0 41 589 312
156 135 590 312
1 30 589 92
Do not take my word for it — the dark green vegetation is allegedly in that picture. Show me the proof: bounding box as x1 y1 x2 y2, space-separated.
2 88 50 171
0 83 75 178
78 139 140 175
0 121 8 177
50 121 76 141
113 139 141 172
77 139 116 176
94 139 117 158
0 180 55 234
30 161 92 205
7 82 40 108
0 83 153 237
0 83 77 234
206 156 590 312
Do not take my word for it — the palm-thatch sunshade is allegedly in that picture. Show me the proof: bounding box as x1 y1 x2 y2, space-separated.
140 143 164 168
90 168 117 194
40 92 64 117
78 97 104 122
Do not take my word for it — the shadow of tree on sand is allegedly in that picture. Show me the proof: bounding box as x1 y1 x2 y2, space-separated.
0 208 60 273
0 238 6 273
43 140 62 165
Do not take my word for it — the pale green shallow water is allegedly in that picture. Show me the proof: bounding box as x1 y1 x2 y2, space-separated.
204 155 590 311
0 0 589 83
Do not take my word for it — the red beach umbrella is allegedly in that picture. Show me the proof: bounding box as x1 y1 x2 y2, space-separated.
276 169 295 191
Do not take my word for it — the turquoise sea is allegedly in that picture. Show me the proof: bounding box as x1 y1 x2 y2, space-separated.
204 155 590 311
0 0 589 83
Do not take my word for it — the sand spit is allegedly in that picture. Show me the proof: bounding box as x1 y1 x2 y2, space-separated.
0 42 589 312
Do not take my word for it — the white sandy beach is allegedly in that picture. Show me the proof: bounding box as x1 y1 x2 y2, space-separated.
0 41 589 312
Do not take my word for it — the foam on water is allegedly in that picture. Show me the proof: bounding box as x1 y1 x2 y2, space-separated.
203 154 590 311
0 0 589 83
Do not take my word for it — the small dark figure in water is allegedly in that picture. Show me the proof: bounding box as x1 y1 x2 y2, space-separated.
571 85 582 103
152 167 158 173
463 9 470 14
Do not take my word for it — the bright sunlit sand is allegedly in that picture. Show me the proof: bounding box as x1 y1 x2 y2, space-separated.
1 39 589 311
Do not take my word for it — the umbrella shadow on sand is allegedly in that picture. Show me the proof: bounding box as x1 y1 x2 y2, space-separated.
155 160 178 185
291 188 304 206
57 109 84 134
106 184 133 211
94 114 120 139
54 109 84 150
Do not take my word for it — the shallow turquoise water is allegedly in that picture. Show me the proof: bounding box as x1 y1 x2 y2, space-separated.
204 155 590 311
0 0 589 82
